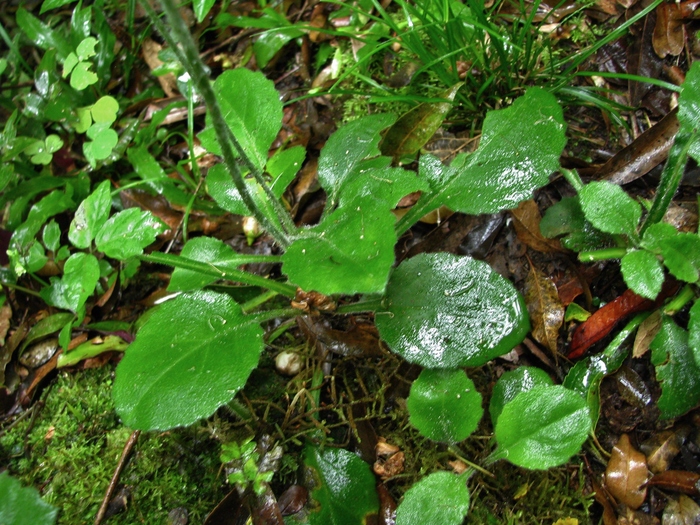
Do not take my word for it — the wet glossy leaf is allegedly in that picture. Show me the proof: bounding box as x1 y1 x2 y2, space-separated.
376 253 529 368
524 264 564 353
621 249 664 300
169 237 250 292
9 189 75 251
68 180 111 249
678 61 700 162
70 61 97 90
16 8 71 60
254 26 304 68
303 444 379 525
416 88 565 216
490 367 553 426
40 0 77 13
650 315 700 419
407 368 483 443
266 145 306 196
283 167 424 295
95 208 167 260
689 300 700 370
91 95 118 124
490 385 591 470
395 471 469 525
113 290 263 430
579 181 641 238
317 113 396 210
199 69 282 173
40 252 99 313
605 434 648 510
194 0 216 22
0 472 57 525
380 84 461 160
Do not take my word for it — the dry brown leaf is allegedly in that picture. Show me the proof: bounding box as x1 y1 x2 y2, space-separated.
640 426 690 474
510 200 564 253
605 434 649 510
633 310 663 358
648 470 700 497
653 3 686 58
662 494 700 525
524 263 564 354
0 303 11 346
142 38 179 98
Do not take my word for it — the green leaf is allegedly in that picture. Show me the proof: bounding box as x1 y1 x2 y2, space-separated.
169 237 237 292
194 0 216 22
90 95 119 124
414 88 565 216
395 471 469 525
11 189 75 250
40 253 100 313
266 145 306 195
678 61 700 162
75 37 97 60
658 233 700 283
641 222 678 252
407 368 483 443
42 220 61 252
16 8 72 60
490 385 590 469
113 291 263 430
650 315 700 419
95 208 167 260
376 253 529 368
0 472 57 525
75 107 92 133
58 334 128 368
40 0 77 13
254 26 304 68
68 180 111 249
84 122 118 160
62 52 78 77
579 181 641 238
69 61 98 90
689 300 700 371
316 113 396 210
489 367 553 426
380 83 461 160
303 444 379 525
283 166 424 295
620 249 664 299
199 69 282 173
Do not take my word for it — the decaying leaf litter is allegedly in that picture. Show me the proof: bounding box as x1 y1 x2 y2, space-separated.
1 0 700 523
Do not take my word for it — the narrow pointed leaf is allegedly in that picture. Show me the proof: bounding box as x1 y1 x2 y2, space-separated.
113 291 263 430
376 253 529 368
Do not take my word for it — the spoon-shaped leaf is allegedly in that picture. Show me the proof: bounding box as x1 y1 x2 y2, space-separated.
407 368 483 443
376 253 529 368
113 290 263 430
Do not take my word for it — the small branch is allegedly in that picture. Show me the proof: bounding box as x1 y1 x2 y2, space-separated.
94 430 140 525
578 247 627 262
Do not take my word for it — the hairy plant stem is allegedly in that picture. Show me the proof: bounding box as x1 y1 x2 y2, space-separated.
640 129 698 235
560 168 583 192
138 252 297 297
143 0 294 247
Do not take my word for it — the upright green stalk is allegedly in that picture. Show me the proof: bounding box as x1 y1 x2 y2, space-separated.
141 0 293 247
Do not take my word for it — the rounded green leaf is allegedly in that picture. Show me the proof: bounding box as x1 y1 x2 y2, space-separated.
44 134 63 153
395 471 470 525
579 181 641 238
90 95 119 124
658 232 700 283
489 366 553 426
69 61 97 90
76 37 97 60
95 208 167 260
85 123 117 160
304 444 379 525
69 180 111 249
39 252 100 314
407 368 483 443
491 385 591 470
113 290 264 430
621 249 664 300
0 472 57 525
376 253 529 368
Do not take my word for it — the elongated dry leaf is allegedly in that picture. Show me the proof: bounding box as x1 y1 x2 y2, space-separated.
510 200 564 253
641 427 690 474
633 310 663 358
653 3 687 58
141 38 178 98
524 263 564 353
605 434 649 510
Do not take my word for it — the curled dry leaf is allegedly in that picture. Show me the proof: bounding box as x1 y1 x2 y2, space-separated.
510 200 564 253
605 433 649 510
524 263 564 354
633 310 663 358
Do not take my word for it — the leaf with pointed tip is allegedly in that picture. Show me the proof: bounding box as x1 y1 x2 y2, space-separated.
113 290 263 430
376 253 529 368
380 84 461 160
68 180 111 249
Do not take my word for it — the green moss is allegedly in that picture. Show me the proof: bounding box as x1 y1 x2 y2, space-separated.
0 367 226 524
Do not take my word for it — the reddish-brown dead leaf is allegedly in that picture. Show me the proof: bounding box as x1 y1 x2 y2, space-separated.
605 434 649 510
591 477 618 525
568 281 678 359
653 3 686 58
510 200 564 253
377 483 397 525
524 263 564 354
648 471 700 497
277 485 308 516
628 10 663 107
640 426 690 474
